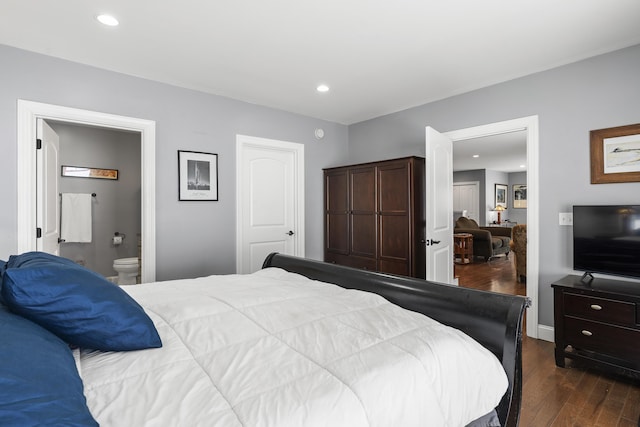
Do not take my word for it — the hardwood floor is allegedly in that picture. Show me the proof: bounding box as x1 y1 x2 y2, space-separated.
455 256 640 427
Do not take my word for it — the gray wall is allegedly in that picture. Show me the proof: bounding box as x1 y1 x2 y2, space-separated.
485 169 509 224
3 42 639 327
0 44 349 280
348 44 640 327
508 171 527 225
52 122 141 277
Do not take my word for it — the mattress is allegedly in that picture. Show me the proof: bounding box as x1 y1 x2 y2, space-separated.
79 268 508 426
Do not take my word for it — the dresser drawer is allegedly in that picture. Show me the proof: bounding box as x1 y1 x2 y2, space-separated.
564 317 640 361
564 293 637 326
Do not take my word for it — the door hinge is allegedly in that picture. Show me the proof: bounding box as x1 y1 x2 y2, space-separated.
36 227 42 238
36 138 42 149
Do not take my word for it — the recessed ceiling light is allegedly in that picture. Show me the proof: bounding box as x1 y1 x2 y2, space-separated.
520 164 526 168
316 84 329 93
472 154 480 158
96 14 119 26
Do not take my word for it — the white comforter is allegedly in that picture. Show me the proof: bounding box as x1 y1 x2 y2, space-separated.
79 268 508 426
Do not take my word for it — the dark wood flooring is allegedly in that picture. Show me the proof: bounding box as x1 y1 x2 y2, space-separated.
455 256 640 427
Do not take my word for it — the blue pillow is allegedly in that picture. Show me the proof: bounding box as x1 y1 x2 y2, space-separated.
6 251 83 269
0 305 98 426
2 252 162 351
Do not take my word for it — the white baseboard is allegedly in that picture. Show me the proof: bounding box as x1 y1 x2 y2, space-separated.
537 324 554 342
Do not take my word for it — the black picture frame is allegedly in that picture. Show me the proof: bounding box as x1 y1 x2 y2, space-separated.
178 150 219 201
495 183 507 209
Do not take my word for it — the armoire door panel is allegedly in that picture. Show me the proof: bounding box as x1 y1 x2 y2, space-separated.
326 171 348 212
378 165 409 213
351 213 376 256
326 213 349 254
350 168 376 212
379 215 409 259
378 259 409 276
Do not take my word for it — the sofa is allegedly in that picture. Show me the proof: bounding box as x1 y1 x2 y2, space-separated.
454 217 511 261
509 224 527 283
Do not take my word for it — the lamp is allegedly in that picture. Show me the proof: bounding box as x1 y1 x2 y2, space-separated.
494 205 506 224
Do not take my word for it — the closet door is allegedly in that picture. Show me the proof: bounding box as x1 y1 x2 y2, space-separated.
348 166 377 270
377 160 411 276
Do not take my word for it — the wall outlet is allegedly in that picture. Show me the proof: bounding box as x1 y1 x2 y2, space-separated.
559 212 573 226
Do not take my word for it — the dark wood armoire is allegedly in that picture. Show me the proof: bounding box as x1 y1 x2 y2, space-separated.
323 156 425 278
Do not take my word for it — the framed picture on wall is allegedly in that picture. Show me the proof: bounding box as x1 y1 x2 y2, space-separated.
178 150 219 201
513 184 527 209
590 123 640 184
494 184 508 209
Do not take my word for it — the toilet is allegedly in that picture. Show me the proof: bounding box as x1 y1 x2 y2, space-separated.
113 257 139 285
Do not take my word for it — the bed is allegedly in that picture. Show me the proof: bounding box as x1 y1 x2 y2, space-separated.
0 252 528 427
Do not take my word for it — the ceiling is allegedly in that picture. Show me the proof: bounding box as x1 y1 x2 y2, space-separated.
1 1 640 125
453 131 527 173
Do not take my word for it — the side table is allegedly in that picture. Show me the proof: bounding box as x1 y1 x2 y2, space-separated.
454 233 473 264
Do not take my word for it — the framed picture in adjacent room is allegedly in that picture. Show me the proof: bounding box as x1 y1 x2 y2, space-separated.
495 184 508 209
178 150 218 201
513 184 527 209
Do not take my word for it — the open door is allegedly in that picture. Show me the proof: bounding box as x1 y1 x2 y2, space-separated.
36 119 61 255
425 127 454 284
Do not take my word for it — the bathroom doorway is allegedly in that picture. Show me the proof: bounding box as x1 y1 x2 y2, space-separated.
46 121 142 279
17 100 157 283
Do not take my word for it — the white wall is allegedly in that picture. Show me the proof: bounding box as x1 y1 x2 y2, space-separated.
0 44 349 280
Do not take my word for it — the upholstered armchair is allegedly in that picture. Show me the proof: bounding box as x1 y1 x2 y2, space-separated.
454 217 511 261
509 224 527 283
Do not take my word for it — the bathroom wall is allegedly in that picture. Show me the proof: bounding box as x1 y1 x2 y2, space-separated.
51 122 141 277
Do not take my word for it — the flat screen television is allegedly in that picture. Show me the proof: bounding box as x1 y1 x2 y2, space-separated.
573 205 640 280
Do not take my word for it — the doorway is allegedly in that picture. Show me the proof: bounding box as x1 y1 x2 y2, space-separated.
16 100 157 283
46 121 141 278
445 116 541 340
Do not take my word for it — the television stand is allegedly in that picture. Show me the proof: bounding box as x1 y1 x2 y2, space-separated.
552 275 640 379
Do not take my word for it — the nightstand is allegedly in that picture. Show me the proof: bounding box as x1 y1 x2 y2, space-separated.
552 275 640 378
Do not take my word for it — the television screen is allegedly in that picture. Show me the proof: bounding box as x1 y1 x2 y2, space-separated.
573 205 640 279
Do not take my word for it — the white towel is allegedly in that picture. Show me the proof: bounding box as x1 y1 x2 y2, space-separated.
60 193 92 243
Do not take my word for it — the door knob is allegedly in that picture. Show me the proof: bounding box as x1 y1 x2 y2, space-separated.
425 239 441 246
286 230 295 236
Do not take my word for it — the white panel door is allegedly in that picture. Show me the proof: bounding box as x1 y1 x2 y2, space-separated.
36 119 60 255
236 135 304 273
453 182 479 222
425 127 454 284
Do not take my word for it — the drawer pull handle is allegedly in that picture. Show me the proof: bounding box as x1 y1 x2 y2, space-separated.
590 304 602 310
581 330 593 337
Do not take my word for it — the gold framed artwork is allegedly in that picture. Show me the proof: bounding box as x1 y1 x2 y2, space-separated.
512 184 526 209
61 165 118 180
590 123 640 184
